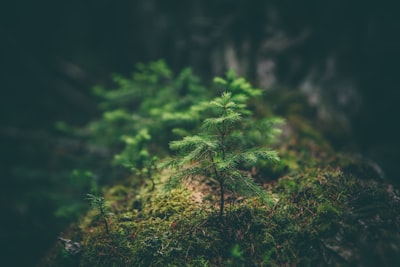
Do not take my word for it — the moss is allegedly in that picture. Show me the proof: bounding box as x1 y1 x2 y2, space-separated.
79 229 133 267
43 159 400 266
144 187 198 219
313 202 341 235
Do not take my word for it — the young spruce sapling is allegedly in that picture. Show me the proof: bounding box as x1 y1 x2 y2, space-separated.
166 82 281 219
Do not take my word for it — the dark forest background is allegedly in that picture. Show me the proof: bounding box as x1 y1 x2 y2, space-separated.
1 0 399 265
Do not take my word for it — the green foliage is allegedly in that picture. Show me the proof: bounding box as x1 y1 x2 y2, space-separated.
165 81 282 218
83 60 211 186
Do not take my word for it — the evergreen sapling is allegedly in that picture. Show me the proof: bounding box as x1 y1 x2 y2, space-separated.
86 193 113 234
166 90 281 219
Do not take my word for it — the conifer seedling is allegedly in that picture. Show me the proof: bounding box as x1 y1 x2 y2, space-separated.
86 193 113 234
166 89 281 219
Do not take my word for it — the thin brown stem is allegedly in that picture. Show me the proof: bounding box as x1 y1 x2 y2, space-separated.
208 150 225 219
219 178 224 219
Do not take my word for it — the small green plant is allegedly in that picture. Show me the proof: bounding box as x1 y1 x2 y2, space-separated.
86 193 113 234
113 128 158 189
166 89 280 219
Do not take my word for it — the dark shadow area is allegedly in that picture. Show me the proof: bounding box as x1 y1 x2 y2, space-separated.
1 0 399 265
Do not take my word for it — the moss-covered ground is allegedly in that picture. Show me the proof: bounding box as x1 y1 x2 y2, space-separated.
39 109 400 266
